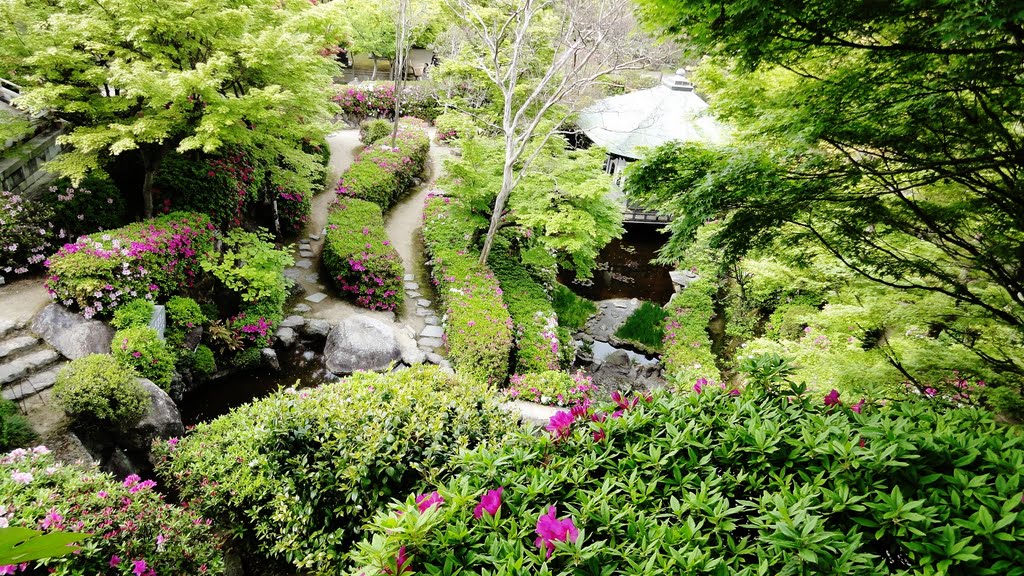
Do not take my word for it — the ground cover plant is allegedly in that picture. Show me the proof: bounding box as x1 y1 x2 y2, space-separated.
551 283 597 330
614 300 668 352
348 384 1024 576
503 370 596 407
337 118 430 209
661 227 722 384
1 447 223 575
155 366 517 574
322 198 403 311
422 192 513 384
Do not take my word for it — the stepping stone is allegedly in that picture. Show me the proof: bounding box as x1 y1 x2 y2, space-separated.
284 267 304 280
305 292 328 303
425 316 439 326
309 234 321 241
0 335 38 359
0 349 60 385
417 299 431 308
404 282 419 290
306 273 320 283
404 274 414 282
299 242 311 250
2 381 34 402
420 325 444 339
28 364 64 392
406 291 421 298
0 319 25 340
418 337 444 349
293 304 312 313
426 352 444 365
280 316 305 329
415 308 432 317
296 259 313 269
299 250 315 258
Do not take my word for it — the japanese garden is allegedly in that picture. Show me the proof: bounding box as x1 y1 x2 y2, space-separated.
0 0 1022 574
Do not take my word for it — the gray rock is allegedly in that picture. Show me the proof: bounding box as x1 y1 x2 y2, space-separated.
123 379 184 455
306 292 328 303
293 303 312 313
404 282 419 290
417 298 431 307
418 336 444 349
305 273 320 283
275 327 297 347
280 315 305 329
438 359 454 375
302 319 331 340
420 325 444 339
0 348 61 386
425 316 439 326
403 274 415 281
415 308 432 317
426 352 444 365
32 303 114 360
302 350 316 362
396 331 425 366
283 267 304 280
296 259 313 269
183 326 203 352
0 335 38 359
148 305 167 340
323 315 402 374
286 280 304 298
309 233 321 241
0 318 24 340
299 242 312 250
261 348 281 371
406 291 422 298
299 250 315 258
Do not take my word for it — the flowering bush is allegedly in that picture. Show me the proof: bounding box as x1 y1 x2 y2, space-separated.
433 111 477 144
662 236 722 385
0 447 223 575
423 193 513 384
273 183 311 235
503 370 596 407
53 354 148 430
154 366 516 573
359 119 393 145
0 189 54 278
333 82 440 124
44 212 215 319
42 175 127 239
337 118 430 209
111 327 175 389
154 150 261 228
322 199 403 311
349 386 1024 575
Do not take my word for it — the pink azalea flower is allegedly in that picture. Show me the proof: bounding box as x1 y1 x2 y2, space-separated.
109 555 121 567
823 389 841 407
473 487 503 519
132 559 147 576
924 387 937 397
415 491 444 512
534 506 580 559
545 411 575 440
850 399 865 413
383 545 411 575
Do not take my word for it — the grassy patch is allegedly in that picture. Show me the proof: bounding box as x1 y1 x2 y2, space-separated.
552 283 598 330
615 301 669 351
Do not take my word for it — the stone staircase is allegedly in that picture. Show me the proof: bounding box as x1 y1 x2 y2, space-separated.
0 318 66 404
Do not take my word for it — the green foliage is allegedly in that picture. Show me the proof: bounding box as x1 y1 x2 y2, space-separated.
359 119 394 145
433 111 477 143
0 448 223 574
504 370 596 407
42 173 127 237
987 387 1024 423
155 366 517 573
614 301 669 352
350 388 1024 576
0 527 88 566
165 295 206 354
551 283 597 330
201 228 292 304
155 150 261 228
0 399 36 452
189 344 217 376
112 327 175 390
44 212 216 318
53 354 148 429
323 199 403 311
110 298 154 330
661 227 722 385
338 119 431 209
422 194 513 384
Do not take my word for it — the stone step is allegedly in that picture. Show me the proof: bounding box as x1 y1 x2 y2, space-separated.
0 319 26 340
0 335 40 360
0 348 61 386
1 361 66 402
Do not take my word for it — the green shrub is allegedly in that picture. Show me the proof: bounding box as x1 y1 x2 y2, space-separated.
615 300 669 351
662 229 722 384
349 388 1024 576
110 298 154 330
504 370 596 407
322 198 404 311
43 173 127 238
155 150 262 228
337 119 430 210
422 193 513 384
433 111 476 143
190 344 217 376
112 327 175 389
165 296 205 349
551 283 597 330
44 212 215 319
53 354 149 429
359 119 394 145
0 399 36 451
0 448 223 574
987 386 1024 422
154 366 517 573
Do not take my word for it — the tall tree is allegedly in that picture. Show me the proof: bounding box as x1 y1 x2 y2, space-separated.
629 0 1024 376
0 0 348 217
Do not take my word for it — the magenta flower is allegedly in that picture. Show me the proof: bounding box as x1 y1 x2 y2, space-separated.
534 506 580 559
823 389 841 407
109 555 121 567
693 378 707 393
850 399 865 413
924 387 937 397
545 411 575 440
415 491 444 512
592 429 606 442
473 487 503 519
132 559 147 576
383 545 411 575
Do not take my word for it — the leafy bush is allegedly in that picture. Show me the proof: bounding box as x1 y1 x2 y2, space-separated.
155 150 261 228
337 119 430 210
190 344 217 376
433 111 477 144
615 301 669 351
360 119 394 145
154 366 517 573
0 447 223 575
44 212 216 318
662 229 722 384
503 370 596 407
110 298 154 330
422 193 513 384
322 199 403 311
0 189 54 278
273 182 312 236
0 399 36 451
334 82 440 124
551 283 597 330
53 354 149 429
165 296 205 349
112 327 175 389
42 173 127 238
350 387 1024 576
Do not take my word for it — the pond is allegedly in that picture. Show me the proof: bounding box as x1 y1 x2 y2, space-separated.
558 224 675 305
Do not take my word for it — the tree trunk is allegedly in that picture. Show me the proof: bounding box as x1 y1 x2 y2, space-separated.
139 145 170 219
478 160 516 265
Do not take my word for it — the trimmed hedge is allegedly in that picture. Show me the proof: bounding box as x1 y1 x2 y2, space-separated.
423 193 513 384
154 366 516 574
349 388 1024 576
337 118 430 210
359 119 394 145
44 212 215 319
334 82 440 124
53 354 149 429
662 233 722 384
322 198 403 311
155 150 261 229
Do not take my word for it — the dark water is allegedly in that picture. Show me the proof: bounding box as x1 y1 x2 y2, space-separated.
558 225 675 304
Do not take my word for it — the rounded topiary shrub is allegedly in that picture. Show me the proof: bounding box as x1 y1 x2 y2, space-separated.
154 365 517 573
53 354 149 429
0 398 36 451
348 387 1024 576
112 326 175 389
110 297 155 330
360 119 394 145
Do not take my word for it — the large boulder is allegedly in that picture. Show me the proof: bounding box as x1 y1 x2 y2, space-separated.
122 378 184 456
32 303 114 359
323 315 402 374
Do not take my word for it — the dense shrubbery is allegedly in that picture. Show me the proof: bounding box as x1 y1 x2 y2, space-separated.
322 198 403 311
662 230 722 384
0 399 36 451
43 174 127 239
488 239 563 373
337 118 430 209
503 370 596 407
423 193 513 384
1 189 54 278
359 119 393 145
334 82 440 124
53 354 148 429
615 301 669 352
44 212 215 318
155 366 516 573
433 111 476 144
0 447 223 574
110 298 154 330
155 150 261 229
350 386 1024 576
551 283 597 330
111 326 175 389
165 296 206 351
